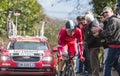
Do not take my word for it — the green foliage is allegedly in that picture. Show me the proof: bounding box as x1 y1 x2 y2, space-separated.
91 0 117 15
0 0 44 35
0 0 64 47
43 18 65 47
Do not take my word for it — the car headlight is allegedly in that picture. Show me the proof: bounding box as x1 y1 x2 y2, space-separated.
0 56 10 61
42 56 53 62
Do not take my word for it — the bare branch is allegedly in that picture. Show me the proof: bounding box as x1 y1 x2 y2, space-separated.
52 0 92 17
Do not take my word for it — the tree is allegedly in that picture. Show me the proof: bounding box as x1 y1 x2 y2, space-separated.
51 0 93 17
0 0 44 36
52 0 117 15
43 18 65 47
91 0 117 15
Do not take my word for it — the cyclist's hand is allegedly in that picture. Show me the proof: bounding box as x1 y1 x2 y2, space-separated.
58 56 62 61
80 55 85 62
62 55 68 60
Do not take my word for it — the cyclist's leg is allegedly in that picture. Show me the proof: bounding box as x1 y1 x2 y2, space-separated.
68 41 78 76
62 59 75 76
58 44 68 76
58 60 65 76
71 59 77 76
71 59 76 70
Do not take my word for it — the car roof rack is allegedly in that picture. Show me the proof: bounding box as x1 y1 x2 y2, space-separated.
7 11 47 40
39 22 48 40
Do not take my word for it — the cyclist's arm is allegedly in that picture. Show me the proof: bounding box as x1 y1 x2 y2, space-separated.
78 42 84 56
58 29 66 59
76 28 84 57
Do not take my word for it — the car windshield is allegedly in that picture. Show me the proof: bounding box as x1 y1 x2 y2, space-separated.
8 41 48 50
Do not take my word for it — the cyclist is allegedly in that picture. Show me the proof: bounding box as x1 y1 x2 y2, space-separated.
57 20 85 76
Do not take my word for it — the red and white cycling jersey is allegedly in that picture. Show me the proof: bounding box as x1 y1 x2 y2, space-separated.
58 27 84 59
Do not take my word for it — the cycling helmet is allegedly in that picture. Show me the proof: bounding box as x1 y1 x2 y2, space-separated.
65 20 76 30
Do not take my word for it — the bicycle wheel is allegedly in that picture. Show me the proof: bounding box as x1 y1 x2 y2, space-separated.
62 65 75 76
68 65 75 76
62 66 68 76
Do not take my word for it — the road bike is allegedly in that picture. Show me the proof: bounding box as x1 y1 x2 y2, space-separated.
62 55 76 76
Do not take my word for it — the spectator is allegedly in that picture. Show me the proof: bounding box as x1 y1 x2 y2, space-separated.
85 13 101 76
76 16 92 76
91 6 120 76
75 16 84 74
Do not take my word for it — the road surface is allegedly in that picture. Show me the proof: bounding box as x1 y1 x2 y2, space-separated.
76 70 119 76
0 70 119 76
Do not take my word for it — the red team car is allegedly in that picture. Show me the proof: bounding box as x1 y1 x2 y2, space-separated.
0 36 56 76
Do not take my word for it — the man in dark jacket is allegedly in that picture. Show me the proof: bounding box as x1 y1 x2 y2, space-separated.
91 6 120 76
84 13 101 76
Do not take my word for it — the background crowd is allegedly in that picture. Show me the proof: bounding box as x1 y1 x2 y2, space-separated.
57 3 120 76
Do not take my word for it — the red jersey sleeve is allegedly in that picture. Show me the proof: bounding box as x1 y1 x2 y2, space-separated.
75 28 84 56
57 28 66 57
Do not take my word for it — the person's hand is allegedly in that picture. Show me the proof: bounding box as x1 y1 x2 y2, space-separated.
62 55 68 59
58 56 62 61
91 27 101 34
80 55 85 62
91 27 101 37
93 32 99 37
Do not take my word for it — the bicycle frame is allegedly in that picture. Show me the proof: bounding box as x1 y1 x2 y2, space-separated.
62 56 75 76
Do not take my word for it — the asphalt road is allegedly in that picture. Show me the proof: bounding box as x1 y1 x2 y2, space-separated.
99 71 118 76
75 70 119 76
0 70 118 76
